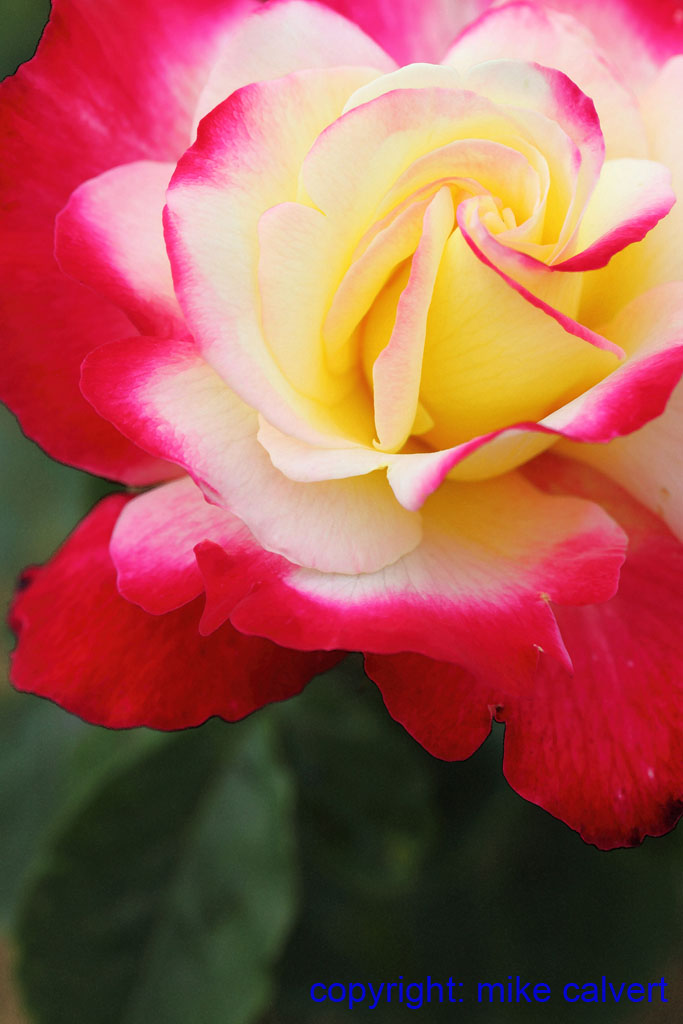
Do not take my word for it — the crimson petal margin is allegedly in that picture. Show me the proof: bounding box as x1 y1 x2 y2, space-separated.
193 472 626 692
0 0 257 481
518 454 683 848
9 495 337 729
364 653 493 762
367 454 683 849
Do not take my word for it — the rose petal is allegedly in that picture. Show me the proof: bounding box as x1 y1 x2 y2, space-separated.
193 0 395 129
165 67 383 448
421 219 620 439
372 186 454 451
546 0 683 86
444 0 649 158
511 454 683 848
196 472 626 692
323 0 483 65
563 380 683 545
0 0 255 480
322 65 592 253
322 196 432 368
324 135 545 366
553 158 675 271
55 160 183 337
579 57 683 325
365 652 492 761
460 60 605 259
9 495 335 729
368 455 683 850
390 281 683 508
80 336 423 575
256 201 371 420
110 476 239 614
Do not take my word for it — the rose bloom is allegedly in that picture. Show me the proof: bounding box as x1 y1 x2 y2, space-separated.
2 0 683 849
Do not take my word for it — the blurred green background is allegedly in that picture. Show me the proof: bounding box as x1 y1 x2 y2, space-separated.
2 3 683 1023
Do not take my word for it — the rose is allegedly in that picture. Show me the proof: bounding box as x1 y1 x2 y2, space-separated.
2 0 683 849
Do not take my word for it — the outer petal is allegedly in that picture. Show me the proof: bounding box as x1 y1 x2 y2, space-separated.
368 456 683 849
0 0 256 480
0 249 167 486
193 0 395 128
511 455 683 848
365 653 493 762
55 161 184 338
544 0 683 87
9 495 335 729
80 336 423 575
321 0 483 65
195 473 626 692
110 476 240 614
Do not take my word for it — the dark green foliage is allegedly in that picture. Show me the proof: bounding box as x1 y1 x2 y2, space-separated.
14 719 297 1024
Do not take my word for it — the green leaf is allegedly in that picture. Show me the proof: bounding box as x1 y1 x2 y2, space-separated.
0 406 108 588
277 659 437 902
0 0 50 78
0 691 84 927
274 659 440 1014
273 664 683 1024
15 716 297 1024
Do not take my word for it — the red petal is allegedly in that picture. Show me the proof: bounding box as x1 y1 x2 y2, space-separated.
9 495 336 729
505 454 683 848
321 0 482 64
0 0 255 480
366 455 683 849
365 653 493 761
